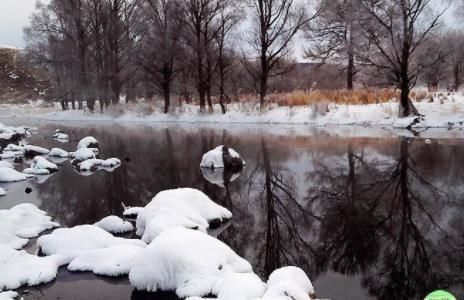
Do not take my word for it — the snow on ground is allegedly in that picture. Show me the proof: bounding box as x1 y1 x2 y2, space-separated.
37 225 146 267
0 167 29 182
129 227 253 297
94 215 134 234
136 188 232 243
2 93 463 130
0 203 59 249
0 291 18 300
0 244 61 291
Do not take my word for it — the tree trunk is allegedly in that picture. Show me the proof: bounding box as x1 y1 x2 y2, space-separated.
260 72 267 111
163 76 170 114
347 51 354 90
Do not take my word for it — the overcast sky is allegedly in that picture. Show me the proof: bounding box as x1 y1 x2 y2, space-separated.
0 0 460 49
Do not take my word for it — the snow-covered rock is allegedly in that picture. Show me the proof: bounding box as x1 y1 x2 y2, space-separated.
23 168 50 175
48 147 69 158
0 187 5 196
0 167 29 182
123 206 143 218
136 188 232 243
0 161 14 169
258 267 316 300
200 145 245 169
94 215 134 234
0 244 60 290
53 130 69 141
3 144 23 153
67 244 144 276
71 148 95 161
0 291 18 300
129 227 253 297
77 159 104 172
23 145 49 157
0 152 15 160
102 158 121 168
37 225 146 266
0 203 59 249
77 136 99 149
30 156 58 172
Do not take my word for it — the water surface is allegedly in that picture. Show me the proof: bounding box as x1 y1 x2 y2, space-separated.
1 123 463 300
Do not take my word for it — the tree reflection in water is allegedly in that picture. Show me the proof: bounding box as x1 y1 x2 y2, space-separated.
16 125 463 299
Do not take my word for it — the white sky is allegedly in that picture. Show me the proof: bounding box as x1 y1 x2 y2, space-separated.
0 0 460 49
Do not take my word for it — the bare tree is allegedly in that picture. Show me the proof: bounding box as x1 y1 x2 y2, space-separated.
137 0 184 113
360 0 447 117
417 36 449 92
305 0 363 89
444 30 464 91
245 0 320 109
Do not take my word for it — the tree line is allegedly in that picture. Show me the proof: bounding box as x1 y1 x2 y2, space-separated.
24 0 462 117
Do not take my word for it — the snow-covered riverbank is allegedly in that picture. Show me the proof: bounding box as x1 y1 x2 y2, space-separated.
1 94 464 129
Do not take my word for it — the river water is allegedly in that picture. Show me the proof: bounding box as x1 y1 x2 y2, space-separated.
1 122 463 300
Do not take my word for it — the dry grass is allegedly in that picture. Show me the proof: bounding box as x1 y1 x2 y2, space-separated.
266 89 400 107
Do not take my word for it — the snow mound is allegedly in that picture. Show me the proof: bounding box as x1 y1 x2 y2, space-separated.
53 130 69 141
129 227 253 297
71 148 95 161
0 152 16 160
31 156 58 172
0 167 29 182
0 161 14 169
0 187 5 196
37 224 146 265
0 203 59 249
200 145 245 169
0 244 60 290
94 215 134 234
0 291 18 300
77 136 99 149
136 188 232 243
258 267 315 300
23 145 49 157
49 147 69 158
67 244 144 276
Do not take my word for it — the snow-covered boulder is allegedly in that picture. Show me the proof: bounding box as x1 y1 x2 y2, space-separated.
102 158 121 169
77 136 99 150
0 167 29 182
0 291 18 300
23 168 50 175
136 188 232 243
77 159 104 172
129 227 253 297
37 225 146 266
53 130 69 141
71 148 96 162
258 267 316 300
23 145 49 157
200 145 245 170
49 147 69 158
123 206 143 219
67 244 144 276
94 215 134 234
0 187 5 196
0 244 60 290
3 144 23 153
0 203 59 249
31 156 58 172
0 161 14 169
0 152 16 160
